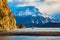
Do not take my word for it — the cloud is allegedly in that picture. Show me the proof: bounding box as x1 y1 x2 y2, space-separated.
8 0 60 15
8 0 13 2
35 0 60 15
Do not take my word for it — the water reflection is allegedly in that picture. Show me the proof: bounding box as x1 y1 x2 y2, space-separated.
0 36 60 40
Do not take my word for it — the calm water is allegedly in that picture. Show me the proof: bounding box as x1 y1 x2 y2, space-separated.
0 36 60 40
0 28 60 40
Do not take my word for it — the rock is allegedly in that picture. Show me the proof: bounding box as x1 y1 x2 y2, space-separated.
0 0 17 31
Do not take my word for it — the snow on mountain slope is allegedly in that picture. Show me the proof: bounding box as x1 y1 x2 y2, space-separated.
11 6 57 24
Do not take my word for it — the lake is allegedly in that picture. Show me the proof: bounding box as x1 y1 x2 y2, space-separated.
0 36 60 40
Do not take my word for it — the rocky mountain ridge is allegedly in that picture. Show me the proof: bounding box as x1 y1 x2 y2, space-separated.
0 0 17 31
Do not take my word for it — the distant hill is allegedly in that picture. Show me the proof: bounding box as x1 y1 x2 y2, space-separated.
42 22 60 27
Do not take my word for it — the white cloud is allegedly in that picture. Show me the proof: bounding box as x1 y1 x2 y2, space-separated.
8 0 60 15
35 0 60 15
8 0 13 2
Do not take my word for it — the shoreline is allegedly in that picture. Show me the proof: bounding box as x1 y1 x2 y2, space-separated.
0 28 60 36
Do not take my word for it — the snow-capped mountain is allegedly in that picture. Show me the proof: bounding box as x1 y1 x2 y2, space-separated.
10 6 60 27
13 6 45 24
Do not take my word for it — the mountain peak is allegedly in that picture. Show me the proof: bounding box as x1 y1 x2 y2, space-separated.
12 6 42 17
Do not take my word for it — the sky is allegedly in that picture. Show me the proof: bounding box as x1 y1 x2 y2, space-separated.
8 0 60 15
